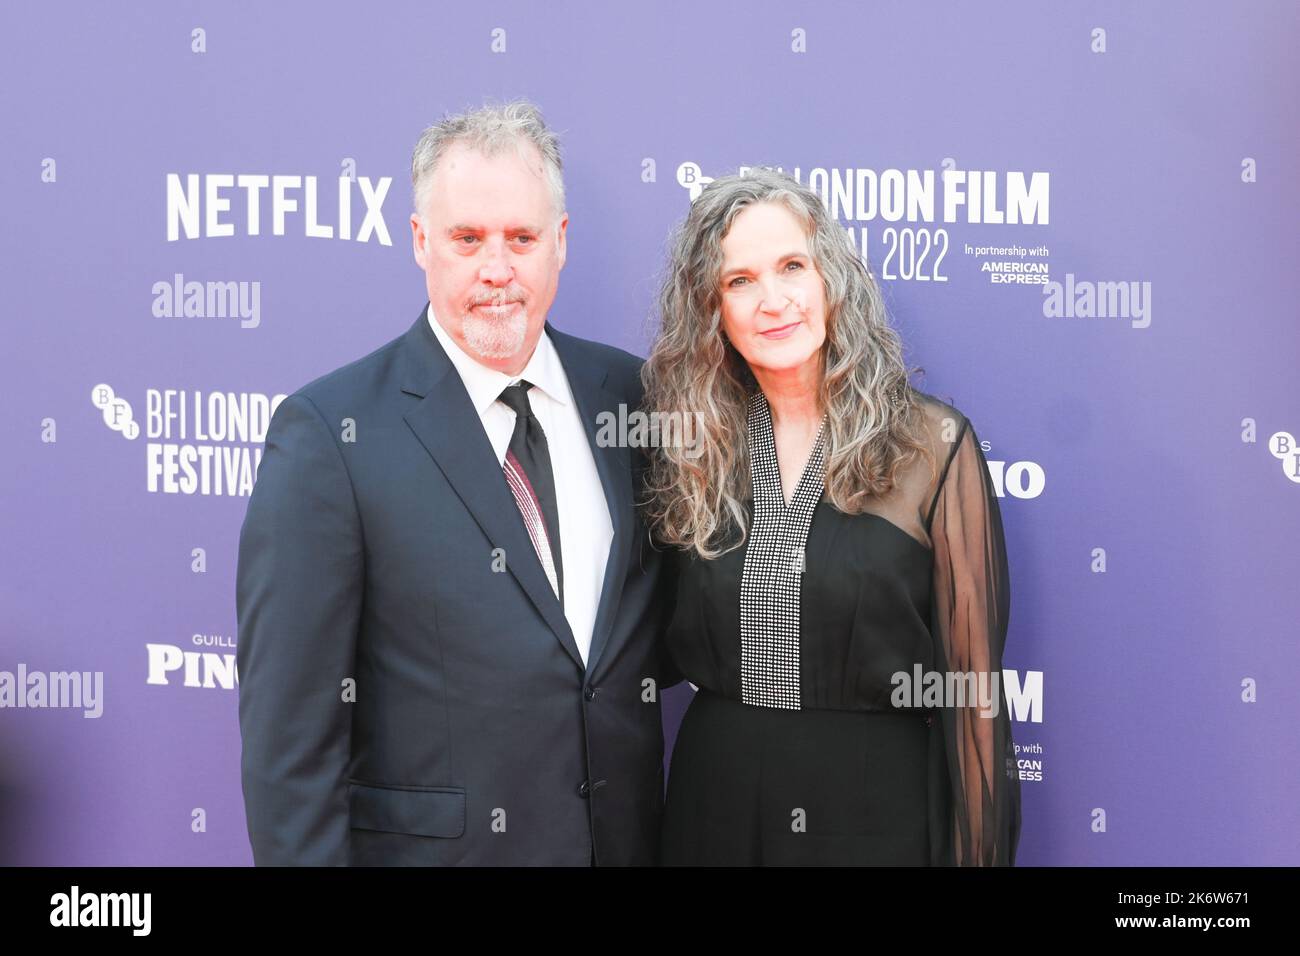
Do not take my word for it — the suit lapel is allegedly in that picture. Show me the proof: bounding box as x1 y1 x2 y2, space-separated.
398 307 584 671
547 325 634 679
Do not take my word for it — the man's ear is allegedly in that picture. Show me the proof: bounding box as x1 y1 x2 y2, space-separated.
555 213 569 270
411 213 427 269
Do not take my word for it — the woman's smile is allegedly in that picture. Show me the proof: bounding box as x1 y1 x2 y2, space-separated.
758 320 802 340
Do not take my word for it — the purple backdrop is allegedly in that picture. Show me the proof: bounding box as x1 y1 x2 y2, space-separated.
2 0 1297 865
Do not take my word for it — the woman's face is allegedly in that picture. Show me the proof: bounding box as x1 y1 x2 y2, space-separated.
717 201 827 381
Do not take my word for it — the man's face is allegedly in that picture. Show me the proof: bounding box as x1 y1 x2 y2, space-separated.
411 141 567 374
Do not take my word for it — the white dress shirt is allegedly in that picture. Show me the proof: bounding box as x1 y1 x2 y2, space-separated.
426 303 614 666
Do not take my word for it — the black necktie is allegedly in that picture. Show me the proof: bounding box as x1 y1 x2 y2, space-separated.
497 381 564 606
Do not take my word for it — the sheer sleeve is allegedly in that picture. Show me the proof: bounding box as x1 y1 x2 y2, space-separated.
925 414 1022 866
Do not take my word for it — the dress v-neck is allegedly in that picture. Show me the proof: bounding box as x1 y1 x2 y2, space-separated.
751 392 827 511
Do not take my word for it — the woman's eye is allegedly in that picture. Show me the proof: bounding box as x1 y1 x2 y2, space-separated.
728 263 802 287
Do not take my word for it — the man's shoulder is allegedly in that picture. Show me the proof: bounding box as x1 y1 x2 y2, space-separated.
547 326 646 397
286 324 411 413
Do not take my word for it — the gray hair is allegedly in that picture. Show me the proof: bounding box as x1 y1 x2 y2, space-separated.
410 99 566 230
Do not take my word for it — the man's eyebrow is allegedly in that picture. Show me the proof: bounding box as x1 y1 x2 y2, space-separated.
444 223 542 235
720 252 809 280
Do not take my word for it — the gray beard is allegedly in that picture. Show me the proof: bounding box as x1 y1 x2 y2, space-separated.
462 307 528 359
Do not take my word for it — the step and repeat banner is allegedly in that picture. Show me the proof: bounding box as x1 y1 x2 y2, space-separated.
2 1 1296 865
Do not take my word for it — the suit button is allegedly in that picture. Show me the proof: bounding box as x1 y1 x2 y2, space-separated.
584 687 596 701
579 780 591 798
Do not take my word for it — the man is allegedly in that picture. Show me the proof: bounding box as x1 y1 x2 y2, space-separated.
236 100 676 865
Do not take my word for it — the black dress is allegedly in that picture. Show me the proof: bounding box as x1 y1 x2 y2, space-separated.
659 390 1022 866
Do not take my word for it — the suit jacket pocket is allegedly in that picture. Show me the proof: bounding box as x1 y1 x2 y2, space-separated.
348 780 466 838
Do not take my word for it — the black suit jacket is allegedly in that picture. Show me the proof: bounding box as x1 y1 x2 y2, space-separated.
236 304 676 865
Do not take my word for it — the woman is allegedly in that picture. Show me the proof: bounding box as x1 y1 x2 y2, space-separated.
642 167 1022 866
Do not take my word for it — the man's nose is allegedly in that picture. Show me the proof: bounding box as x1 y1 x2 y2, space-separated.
479 240 513 285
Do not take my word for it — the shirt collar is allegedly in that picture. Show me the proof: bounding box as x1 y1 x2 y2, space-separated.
425 302 570 415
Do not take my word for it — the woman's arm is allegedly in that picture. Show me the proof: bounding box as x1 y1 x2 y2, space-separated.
927 414 1022 866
